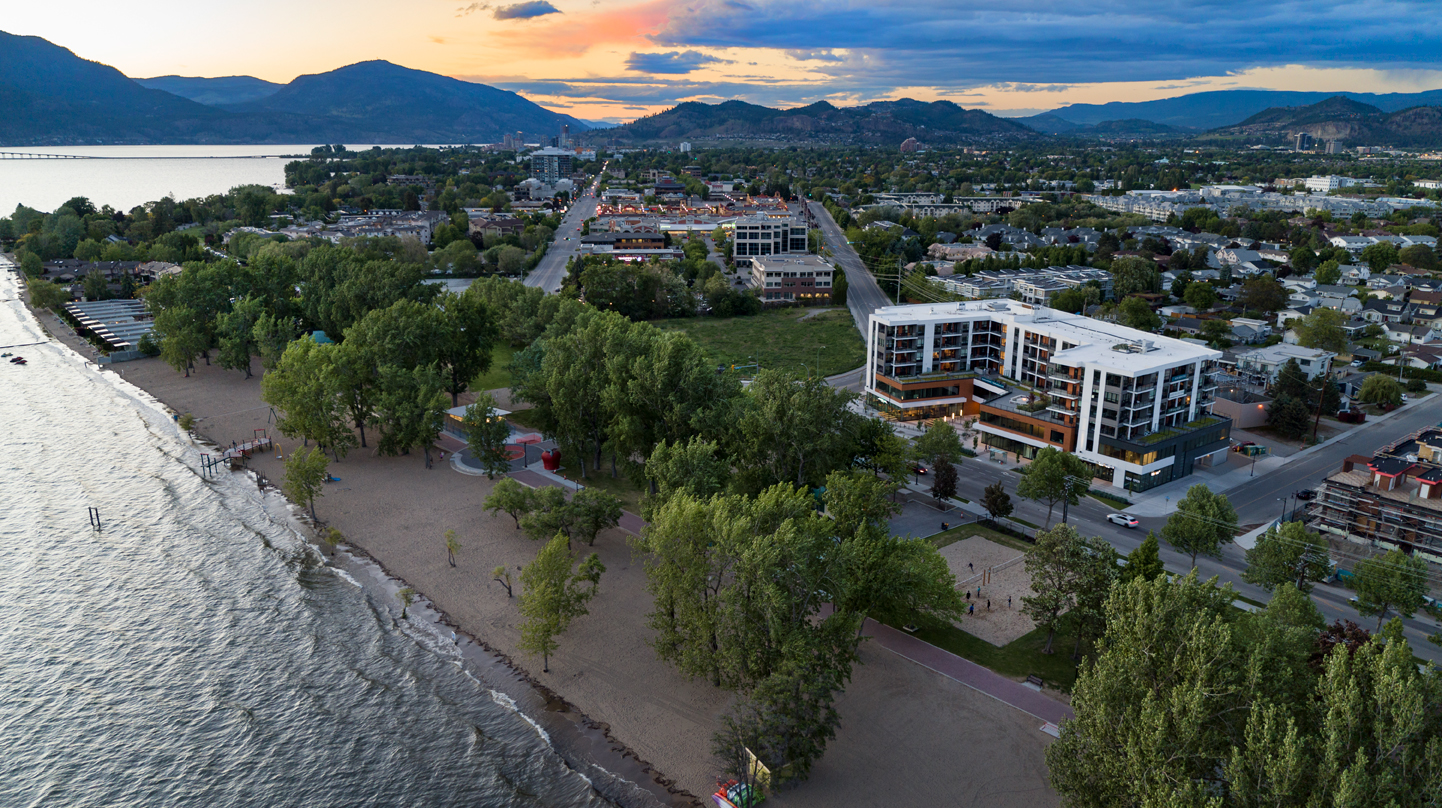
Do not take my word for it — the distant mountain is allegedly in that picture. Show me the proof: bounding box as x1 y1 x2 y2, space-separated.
1043 89 1442 130
1017 114 1188 136
0 31 585 145
230 60 588 142
1211 95 1442 146
606 98 1033 144
136 75 281 106
0 30 232 145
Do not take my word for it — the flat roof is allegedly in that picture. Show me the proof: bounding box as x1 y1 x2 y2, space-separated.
871 300 1220 373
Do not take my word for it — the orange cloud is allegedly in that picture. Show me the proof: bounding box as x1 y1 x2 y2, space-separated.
495 0 670 57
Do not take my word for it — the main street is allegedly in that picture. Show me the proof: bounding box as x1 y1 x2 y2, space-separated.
809 200 893 335
524 172 603 294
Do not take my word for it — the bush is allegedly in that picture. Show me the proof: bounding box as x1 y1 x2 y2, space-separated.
1406 377 1428 393
1361 361 1442 384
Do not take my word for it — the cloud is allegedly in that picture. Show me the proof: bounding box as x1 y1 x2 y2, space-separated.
625 50 731 74
787 49 845 62
456 2 490 16
493 1 561 20
643 0 1442 89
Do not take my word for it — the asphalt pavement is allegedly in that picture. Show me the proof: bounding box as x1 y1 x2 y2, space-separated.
808 201 893 335
525 179 602 294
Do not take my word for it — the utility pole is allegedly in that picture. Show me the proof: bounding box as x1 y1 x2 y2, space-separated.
1311 373 1327 443
1061 479 1073 525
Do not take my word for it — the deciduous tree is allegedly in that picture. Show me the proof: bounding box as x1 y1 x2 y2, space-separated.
1016 446 1090 528
483 477 534 529
1352 548 1429 631
1291 307 1349 353
981 481 1013 523
283 445 329 521
1243 521 1331 593
518 533 605 672
462 394 512 479
1161 483 1238 568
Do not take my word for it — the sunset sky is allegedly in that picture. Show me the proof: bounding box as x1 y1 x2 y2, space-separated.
8 0 1442 122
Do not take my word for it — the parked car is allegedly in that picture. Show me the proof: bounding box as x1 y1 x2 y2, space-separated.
1294 490 1316 501
1232 441 1256 452
1337 409 1366 423
1106 513 1139 528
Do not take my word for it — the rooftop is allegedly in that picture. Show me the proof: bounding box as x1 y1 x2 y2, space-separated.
871 300 1220 373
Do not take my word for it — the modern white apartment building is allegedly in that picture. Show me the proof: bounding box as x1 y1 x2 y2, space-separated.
867 300 1229 492
1305 175 1361 193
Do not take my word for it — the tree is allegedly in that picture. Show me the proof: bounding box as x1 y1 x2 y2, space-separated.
1273 357 1312 402
492 565 514 597
444 528 461 567
1120 531 1165 583
1291 306 1348 353
518 532 605 672
1359 373 1402 407
1015 446 1090 528
372 364 450 459
1399 243 1437 270
283 445 329 521
1161 483 1237 568
26 277 69 310
483 477 534 529
215 295 264 378
1314 259 1342 285
252 312 298 371
1351 548 1429 631
19 251 43 277
462 394 512 479
1360 240 1399 273
1109 256 1160 297
929 460 958 504
1118 296 1160 332
644 437 727 506
1200 318 1233 347
1239 275 1287 313
82 268 109 301
1267 394 1313 440
152 305 209 377
567 487 623 546
1289 244 1318 274
1182 281 1216 311
397 587 415 619
261 338 356 459
1021 524 1089 654
911 420 964 469
434 291 496 407
727 370 860 493
981 480 1013 523
1243 521 1331 593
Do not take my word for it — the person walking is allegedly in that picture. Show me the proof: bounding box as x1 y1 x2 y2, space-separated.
968 603 974 615
986 600 991 610
1007 595 1012 608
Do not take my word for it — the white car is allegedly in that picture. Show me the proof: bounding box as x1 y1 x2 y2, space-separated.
1106 513 1139 529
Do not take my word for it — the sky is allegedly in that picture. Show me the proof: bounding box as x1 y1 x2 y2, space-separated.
7 0 1442 122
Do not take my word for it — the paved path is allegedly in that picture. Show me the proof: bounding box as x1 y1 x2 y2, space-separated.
864 617 1073 725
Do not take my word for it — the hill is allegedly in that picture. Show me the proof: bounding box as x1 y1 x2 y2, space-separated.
1041 88 1442 130
1212 96 1442 146
606 98 1033 144
136 75 281 106
0 31 585 145
0 30 232 145
230 60 588 142
1018 114 1189 136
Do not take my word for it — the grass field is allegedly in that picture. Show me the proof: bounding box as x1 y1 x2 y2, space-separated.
907 612 1087 692
470 344 517 393
931 522 1034 554
651 307 865 378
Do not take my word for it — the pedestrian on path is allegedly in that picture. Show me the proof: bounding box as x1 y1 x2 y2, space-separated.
987 600 991 610
965 591 970 600
968 562 974 573
968 603 974 615
1008 595 1012 608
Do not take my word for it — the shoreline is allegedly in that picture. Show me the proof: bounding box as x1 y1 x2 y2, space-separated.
12 281 692 808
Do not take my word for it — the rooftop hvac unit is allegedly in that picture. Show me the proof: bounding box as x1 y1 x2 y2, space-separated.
1142 340 1154 352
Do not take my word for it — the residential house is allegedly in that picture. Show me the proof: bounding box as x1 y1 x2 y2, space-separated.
1385 323 1439 345
1234 344 1336 380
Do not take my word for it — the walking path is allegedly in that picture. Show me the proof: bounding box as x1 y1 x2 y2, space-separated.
863 618 1074 726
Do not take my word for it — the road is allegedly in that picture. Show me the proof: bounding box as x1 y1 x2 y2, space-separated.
524 175 602 294
809 201 893 335
1218 401 1442 525
945 418 1442 663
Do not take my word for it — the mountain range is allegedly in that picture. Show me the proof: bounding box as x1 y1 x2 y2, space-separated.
1023 88 1442 131
1208 96 1442 146
0 31 585 146
605 98 1033 144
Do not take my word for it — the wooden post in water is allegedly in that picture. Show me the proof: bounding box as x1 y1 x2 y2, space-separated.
87 507 101 531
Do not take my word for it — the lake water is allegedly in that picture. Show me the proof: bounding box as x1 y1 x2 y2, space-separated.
0 145 309 215
0 263 629 807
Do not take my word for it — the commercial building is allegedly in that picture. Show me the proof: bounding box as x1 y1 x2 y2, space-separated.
528 147 574 184
1314 430 1442 568
1305 175 1361 193
752 254 834 304
730 214 809 267
866 300 1229 492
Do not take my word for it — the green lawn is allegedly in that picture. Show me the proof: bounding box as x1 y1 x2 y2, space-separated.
651 307 865 378
903 611 1088 692
553 463 647 514
470 343 517 393
930 522 1033 554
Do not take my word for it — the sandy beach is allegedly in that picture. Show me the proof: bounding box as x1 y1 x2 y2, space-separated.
33 304 1058 807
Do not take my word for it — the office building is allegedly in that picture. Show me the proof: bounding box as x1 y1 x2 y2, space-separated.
752 254 834 304
730 214 810 266
866 301 1229 492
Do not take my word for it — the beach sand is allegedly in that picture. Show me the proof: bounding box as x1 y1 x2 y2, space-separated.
50 316 1058 807
939 538 1037 647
